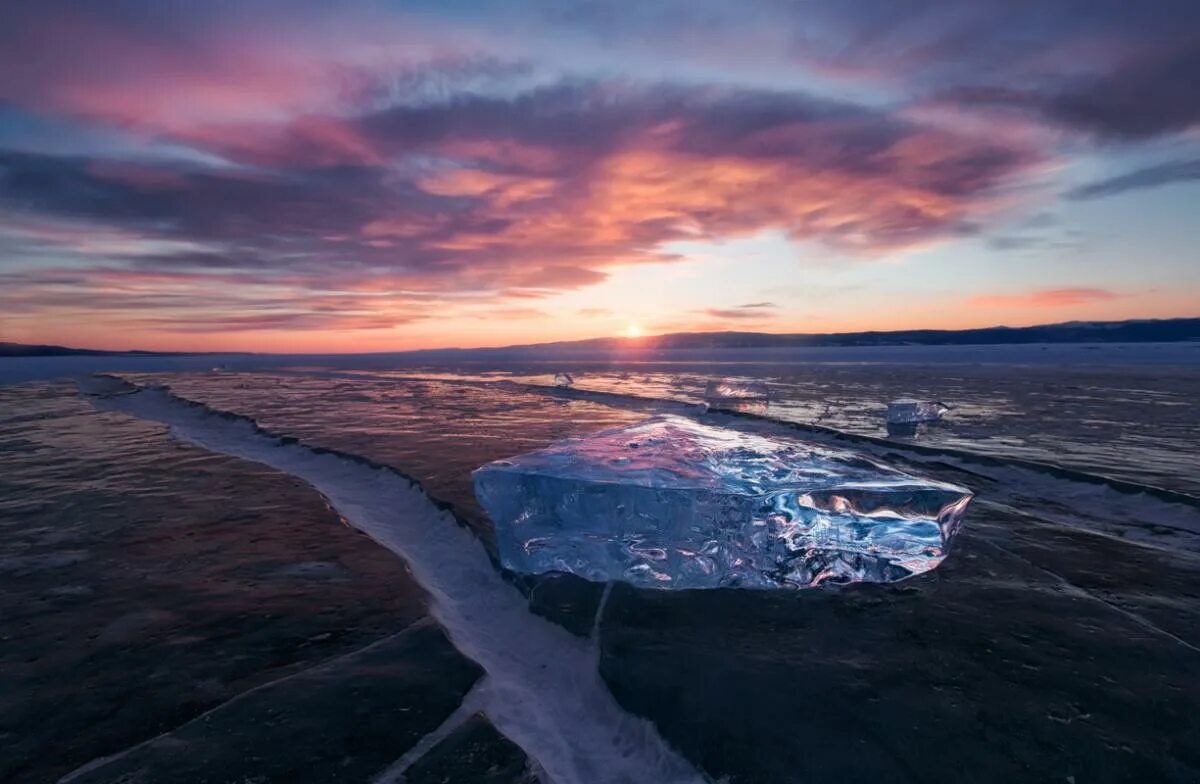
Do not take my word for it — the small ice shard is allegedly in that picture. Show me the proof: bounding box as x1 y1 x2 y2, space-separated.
473 416 972 589
886 399 948 425
705 379 769 401
704 378 769 414
553 372 575 388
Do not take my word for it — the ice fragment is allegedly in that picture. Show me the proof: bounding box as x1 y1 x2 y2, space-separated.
704 379 770 414
886 399 948 425
474 416 972 589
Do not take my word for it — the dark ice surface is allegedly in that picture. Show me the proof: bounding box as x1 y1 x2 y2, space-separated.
344 360 1200 496
66 621 481 784
3 352 1200 783
117 371 645 551
100 365 1200 783
597 501 1200 783
0 383 527 783
404 712 540 784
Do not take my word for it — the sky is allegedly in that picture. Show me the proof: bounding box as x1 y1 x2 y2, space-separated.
0 0 1198 352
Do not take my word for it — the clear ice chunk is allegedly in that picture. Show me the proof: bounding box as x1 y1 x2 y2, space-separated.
704 378 769 414
473 416 972 589
886 399 948 424
553 372 575 388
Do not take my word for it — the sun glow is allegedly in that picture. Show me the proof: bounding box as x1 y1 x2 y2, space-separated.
622 324 643 338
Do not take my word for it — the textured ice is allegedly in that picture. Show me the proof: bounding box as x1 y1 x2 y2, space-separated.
704 379 770 414
473 416 973 589
705 379 769 401
886 399 948 424
554 372 575 388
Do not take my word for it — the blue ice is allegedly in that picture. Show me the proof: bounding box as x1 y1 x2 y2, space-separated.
474 416 973 589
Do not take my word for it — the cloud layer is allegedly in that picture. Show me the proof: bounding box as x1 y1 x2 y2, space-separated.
1 1 1197 345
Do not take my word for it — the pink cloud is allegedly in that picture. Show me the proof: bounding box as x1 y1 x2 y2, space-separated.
0 3 1054 343
0 78 1044 341
0 3 479 134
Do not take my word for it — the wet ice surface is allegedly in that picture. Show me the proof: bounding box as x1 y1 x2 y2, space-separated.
311 360 1199 496
209 351 1200 496
475 416 972 588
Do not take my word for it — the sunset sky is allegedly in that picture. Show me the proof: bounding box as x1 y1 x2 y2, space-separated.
1 1 1198 352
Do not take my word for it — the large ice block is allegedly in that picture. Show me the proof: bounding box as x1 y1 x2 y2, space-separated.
473 416 972 589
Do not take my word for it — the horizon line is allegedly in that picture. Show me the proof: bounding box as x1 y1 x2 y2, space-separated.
5 315 1199 357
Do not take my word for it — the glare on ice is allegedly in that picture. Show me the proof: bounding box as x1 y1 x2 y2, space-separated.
886 399 949 425
703 378 770 414
473 416 973 589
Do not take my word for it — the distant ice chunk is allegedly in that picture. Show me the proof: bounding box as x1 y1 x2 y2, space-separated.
553 372 575 388
886 399 948 425
473 416 972 589
704 379 770 414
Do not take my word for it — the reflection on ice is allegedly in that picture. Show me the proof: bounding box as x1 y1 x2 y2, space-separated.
704 379 770 414
704 378 769 401
886 419 949 440
474 416 973 589
886 399 949 425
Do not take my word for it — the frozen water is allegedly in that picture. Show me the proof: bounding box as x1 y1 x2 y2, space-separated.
705 379 769 401
474 416 973 589
886 399 948 424
886 421 939 440
554 372 575 388
704 379 769 414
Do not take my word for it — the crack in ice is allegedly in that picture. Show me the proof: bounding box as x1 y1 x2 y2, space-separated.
84 378 704 784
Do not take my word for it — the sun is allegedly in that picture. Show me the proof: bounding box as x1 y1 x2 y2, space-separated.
621 324 643 339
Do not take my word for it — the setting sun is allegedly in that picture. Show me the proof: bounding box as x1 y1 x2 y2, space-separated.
622 324 643 339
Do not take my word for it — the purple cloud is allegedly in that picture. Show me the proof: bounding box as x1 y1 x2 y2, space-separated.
0 0 1194 339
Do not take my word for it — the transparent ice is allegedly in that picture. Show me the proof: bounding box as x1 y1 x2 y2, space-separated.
554 372 575 388
704 379 769 414
886 399 948 424
474 416 972 589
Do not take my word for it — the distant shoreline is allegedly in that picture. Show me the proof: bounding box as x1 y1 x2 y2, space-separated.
4 316 1198 357
0 343 250 358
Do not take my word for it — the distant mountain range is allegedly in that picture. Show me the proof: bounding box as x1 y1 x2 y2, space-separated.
0 342 165 357
443 317 1200 354
0 342 240 358
3 318 1198 357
